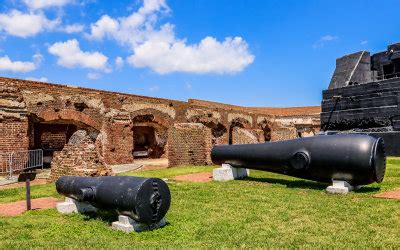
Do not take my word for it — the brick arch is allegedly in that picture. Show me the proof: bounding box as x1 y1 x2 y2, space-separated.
37 109 101 131
130 108 174 127
188 114 228 144
130 109 173 159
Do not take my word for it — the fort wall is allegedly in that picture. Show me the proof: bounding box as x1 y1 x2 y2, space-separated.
0 77 320 173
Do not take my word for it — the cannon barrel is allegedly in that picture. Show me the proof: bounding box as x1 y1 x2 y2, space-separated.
56 176 171 224
211 134 386 185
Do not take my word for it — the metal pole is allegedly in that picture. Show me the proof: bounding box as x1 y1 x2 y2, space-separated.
9 153 13 179
26 177 31 211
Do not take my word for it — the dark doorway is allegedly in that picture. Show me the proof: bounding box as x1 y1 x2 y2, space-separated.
133 126 158 158
29 119 99 167
383 64 395 79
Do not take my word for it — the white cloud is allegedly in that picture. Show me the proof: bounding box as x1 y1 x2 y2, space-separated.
87 0 254 74
313 35 339 49
115 57 124 68
149 85 160 92
361 40 368 45
0 55 37 72
23 0 72 10
48 39 109 71
128 36 254 74
86 15 119 41
87 72 101 80
62 24 84 33
25 76 49 82
0 10 60 38
185 82 192 90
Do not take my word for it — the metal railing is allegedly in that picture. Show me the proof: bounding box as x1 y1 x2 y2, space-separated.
0 149 43 179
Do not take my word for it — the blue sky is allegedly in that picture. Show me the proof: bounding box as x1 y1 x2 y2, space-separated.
0 0 399 107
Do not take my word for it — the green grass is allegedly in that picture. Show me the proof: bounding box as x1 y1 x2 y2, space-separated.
0 159 399 248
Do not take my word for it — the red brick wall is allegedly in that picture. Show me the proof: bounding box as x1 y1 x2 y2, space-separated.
0 121 29 153
231 127 259 144
40 132 67 150
102 120 134 164
0 77 320 168
168 123 212 167
49 130 112 182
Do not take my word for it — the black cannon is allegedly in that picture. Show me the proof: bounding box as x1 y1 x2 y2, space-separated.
211 134 386 186
56 176 171 224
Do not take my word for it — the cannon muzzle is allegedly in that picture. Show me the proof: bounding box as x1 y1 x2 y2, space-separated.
211 134 386 185
56 176 171 224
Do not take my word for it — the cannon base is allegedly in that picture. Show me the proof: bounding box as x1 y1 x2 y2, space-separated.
111 215 167 233
56 197 97 214
326 180 360 194
213 164 249 181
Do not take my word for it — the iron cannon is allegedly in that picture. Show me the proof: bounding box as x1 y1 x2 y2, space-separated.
56 176 171 224
211 134 386 186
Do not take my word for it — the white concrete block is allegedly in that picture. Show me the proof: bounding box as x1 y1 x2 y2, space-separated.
213 164 249 181
326 180 355 194
111 215 167 233
56 197 97 214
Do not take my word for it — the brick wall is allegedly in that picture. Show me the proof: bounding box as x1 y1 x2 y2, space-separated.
168 123 212 167
0 121 29 153
231 127 259 144
0 83 29 153
49 130 113 182
270 125 298 141
40 132 67 150
0 77 320 169
102 120 133 165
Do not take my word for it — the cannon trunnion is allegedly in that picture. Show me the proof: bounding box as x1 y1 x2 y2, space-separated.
56 176 171 224
211 134 386 186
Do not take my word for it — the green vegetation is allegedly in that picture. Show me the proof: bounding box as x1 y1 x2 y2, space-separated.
0 159 399 248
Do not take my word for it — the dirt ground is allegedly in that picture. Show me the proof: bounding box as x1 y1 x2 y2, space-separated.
174 172 212 183
0 197 59 217
373 188 400 200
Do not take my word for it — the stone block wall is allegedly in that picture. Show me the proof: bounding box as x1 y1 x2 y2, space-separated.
168 123 212 167
49 130 113 182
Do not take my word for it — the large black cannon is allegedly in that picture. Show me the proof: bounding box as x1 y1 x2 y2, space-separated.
211 134 386 186
56 176 171 224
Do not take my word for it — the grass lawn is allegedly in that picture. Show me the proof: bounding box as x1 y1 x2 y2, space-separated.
0 159 399 248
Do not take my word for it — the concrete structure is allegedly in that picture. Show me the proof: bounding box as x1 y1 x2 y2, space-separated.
321 42 400 155
326 180 357 194
111 215 167 233
0 77 320 178
56 197 97 214
213 164 249 181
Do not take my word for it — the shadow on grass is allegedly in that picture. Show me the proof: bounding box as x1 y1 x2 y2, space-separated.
244 176 327 190
354 186 381 193
244 176 381 193
82 210 118 223
81 210 172 229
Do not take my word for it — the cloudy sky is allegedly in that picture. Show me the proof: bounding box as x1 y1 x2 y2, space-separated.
0 0 399 106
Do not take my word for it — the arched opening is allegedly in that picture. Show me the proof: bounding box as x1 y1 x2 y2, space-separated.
131 114 169 159
29 115 99 167
188 115 227 145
